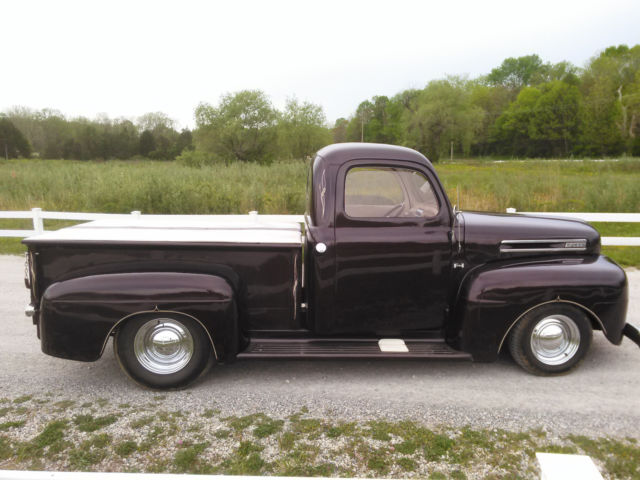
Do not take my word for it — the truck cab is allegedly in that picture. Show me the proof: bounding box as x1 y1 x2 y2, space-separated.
304 143 454 336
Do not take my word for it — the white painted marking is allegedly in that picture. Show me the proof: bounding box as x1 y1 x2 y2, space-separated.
378 339 408 353
536 452 603 480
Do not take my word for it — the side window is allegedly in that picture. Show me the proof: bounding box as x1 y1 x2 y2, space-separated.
345 167 439 219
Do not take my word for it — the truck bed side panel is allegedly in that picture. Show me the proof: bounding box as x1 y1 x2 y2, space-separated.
33 243 302 332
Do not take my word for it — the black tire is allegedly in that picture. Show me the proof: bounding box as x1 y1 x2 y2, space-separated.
114 313 214 389
508 304 592 376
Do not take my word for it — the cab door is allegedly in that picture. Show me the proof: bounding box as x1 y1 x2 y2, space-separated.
329 160 452 335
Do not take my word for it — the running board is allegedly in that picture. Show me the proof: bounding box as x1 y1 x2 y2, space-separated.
237 338 471 360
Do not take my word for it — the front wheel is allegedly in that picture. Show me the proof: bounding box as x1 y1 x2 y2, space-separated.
508 304 592 375
114 313 213 389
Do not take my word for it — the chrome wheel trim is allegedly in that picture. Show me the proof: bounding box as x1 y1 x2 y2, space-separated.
133 318 194 375
530 314 580 366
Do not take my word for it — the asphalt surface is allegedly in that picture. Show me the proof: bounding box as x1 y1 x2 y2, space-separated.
1 255 639 438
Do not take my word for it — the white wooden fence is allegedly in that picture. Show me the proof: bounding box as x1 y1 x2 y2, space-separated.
505 208 640 246
0 208 638 246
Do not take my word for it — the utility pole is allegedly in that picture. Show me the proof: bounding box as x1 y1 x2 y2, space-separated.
361 113 364 142
450 141 453 162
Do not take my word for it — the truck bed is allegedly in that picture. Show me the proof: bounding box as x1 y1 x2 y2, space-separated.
24 214 304 331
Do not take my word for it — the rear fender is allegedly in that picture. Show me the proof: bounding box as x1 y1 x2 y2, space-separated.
40 272 237 362
449 255 628 361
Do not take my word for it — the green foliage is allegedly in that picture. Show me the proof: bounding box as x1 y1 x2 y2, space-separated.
487 54 548 89
33 420 67 448
3 107 191 160
278 98 332 159
13 395 32 404
173 442 208 473
195 90 279 164
0 158 638 267
339 44 640 159
0 420 26 431
346 96 405 145
176 149 221 167
404 78 484 160
115 440 137 457
73 414 118 432
0 118 32 158
493 80 582 156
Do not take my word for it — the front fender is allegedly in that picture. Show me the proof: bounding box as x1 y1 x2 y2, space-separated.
449 255 628 361
40 272 237 362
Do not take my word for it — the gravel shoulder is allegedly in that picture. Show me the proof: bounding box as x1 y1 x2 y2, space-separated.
1 255 639 439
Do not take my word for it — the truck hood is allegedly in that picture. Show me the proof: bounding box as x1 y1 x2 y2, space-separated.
460 211 601 265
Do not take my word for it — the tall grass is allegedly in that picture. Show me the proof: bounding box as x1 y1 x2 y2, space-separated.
1 158 638 215
1 158 639 265
437 159 640 213
0 159 307 214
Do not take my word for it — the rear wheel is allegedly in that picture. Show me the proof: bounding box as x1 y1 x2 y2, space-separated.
508 304 592 375
114 313 213 389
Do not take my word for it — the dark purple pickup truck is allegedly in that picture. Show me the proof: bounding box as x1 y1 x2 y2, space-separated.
22 143 639 389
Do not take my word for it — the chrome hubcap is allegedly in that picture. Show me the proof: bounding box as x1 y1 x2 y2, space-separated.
530 314 580 365
134 318 194 374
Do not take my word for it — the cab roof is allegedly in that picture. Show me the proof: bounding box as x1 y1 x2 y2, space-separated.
315 143 433 169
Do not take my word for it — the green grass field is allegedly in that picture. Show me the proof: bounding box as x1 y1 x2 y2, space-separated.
1 158 638 265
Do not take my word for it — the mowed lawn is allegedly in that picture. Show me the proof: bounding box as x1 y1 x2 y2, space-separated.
0 157 638 265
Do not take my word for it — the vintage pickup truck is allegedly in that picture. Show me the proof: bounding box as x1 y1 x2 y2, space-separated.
22 143 639 389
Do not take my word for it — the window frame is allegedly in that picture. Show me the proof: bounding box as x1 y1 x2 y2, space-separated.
337 160 444 227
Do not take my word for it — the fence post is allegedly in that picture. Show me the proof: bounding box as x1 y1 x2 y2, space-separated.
31 208 43 234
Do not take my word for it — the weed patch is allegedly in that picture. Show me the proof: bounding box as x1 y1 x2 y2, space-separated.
0 420 26 431
73 414 118 432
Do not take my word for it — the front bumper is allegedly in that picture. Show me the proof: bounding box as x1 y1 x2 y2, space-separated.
623 323 640 348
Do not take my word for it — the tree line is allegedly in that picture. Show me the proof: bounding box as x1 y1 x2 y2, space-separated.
0 109 192 160
340 44 640 160
1 44 638 162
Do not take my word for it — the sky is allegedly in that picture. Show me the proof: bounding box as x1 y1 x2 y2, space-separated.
2 0 639 129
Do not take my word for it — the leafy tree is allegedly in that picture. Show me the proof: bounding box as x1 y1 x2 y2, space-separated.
332 118 349 143
492 87 542 156
346 100 375 142
344 96 405 145
469 82 512 155
278 98 331 159
0 117 32 158
487 54 548 90
404 78 484 161
580 44 640 154
194 90 278 164
136 112 176 132
493 80 582 157
4 106 46 155
139 130 156 157
529 81 582 156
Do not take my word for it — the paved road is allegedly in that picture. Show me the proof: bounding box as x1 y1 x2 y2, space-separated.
1 255 639 437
